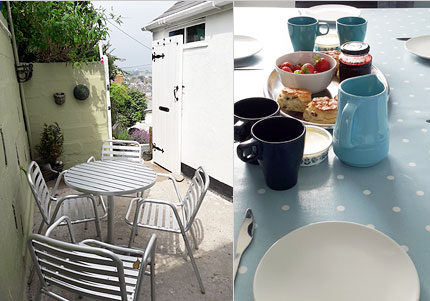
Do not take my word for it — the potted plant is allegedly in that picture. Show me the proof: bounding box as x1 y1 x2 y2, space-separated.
35 122 64 181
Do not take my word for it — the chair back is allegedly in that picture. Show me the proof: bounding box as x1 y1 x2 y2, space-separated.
101 139 142 162
183 167 210 230
28 234 130 301
27 161 52 224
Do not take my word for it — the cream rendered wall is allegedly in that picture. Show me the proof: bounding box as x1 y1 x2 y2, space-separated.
0 13 33 300
23 63 109 168
153 9 233 187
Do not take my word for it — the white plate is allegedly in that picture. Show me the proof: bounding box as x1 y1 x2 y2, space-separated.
234 35 262 60
304 4 361 22
254 222 420 301
405 35 430 59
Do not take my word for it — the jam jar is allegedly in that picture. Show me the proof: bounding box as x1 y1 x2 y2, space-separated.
339 42 372 82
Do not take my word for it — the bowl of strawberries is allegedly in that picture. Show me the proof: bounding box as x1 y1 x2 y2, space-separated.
275 51 337 93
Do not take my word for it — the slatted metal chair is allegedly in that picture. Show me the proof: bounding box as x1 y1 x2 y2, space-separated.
28 216 157 301
87 139 143 163
27 161 107 237
87 139 145 198
125 167 210 294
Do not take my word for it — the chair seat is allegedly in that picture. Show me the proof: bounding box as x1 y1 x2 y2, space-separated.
126 202 182 232
50 196 107 224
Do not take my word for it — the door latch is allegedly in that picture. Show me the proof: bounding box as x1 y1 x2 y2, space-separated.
173 85 179 102
152 143 164 153
152 52 165 62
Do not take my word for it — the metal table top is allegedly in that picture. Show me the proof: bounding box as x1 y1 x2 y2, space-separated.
64 160 157 196
234 7 430 301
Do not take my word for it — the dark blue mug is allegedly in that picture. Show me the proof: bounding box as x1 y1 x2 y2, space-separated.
237 116 306 190
234 97 279 142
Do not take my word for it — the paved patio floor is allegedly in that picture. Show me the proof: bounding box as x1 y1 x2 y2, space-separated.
27 162 233 301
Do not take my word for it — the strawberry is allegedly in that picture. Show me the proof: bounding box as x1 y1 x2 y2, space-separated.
280 62 293 70
314 55 330 72
292 65 302 71
293 70 304 74
301 63 314 74
282 66 292 73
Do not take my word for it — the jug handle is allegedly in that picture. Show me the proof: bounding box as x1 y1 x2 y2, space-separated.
339 103 357 148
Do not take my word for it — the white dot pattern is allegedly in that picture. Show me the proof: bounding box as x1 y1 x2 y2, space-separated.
281 205 290 211
337 175 344 180
387 175 395 180
257 188 265 194
363 190 371 195
426 225 430 232
416 191 424 196
336 205 345 212
367 224 375 229
238 266 248 274
392 207 401 213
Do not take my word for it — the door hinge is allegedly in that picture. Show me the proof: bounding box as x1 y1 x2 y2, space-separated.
152 52 165 62
173 85 179 102
107 106 111 110
152 143 164 153
107 84 110 91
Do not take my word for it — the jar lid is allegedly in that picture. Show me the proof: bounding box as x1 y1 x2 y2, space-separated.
340 42 370 55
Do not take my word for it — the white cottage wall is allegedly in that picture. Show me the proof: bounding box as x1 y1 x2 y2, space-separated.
152 9 233 187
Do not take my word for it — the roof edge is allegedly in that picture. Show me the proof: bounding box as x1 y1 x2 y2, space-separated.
142 1 231 32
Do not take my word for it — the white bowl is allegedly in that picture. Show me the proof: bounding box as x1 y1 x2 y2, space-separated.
275 52 337 93
301 125 332 166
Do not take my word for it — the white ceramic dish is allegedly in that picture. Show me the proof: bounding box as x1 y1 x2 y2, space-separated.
234 35 263 60
253 221 420 301
405 35 430 59
264 65 390 129
275 52 336 94
304 4 361 22
301 125 332 166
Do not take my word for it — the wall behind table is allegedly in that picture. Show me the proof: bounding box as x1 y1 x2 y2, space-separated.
0 13 33 300
23 63 109 168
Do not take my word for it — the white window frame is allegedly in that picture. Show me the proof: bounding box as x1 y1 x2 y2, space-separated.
168 18 207 45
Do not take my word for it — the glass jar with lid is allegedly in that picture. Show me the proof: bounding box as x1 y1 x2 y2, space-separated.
339 42 372 82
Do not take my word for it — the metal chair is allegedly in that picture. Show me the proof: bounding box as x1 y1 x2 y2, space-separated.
87 139 143 163
27 161 107 237
28 216 157 301
125 167 210 294
88 139 145 198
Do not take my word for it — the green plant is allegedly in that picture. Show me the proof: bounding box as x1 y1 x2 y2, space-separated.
2 2 121 63
110 84 148 128
35 122 64 166
113 127 129 141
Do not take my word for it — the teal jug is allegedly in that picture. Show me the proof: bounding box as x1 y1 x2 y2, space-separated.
333 74 389 167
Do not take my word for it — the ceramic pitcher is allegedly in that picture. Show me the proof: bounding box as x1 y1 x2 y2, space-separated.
333 74 389 167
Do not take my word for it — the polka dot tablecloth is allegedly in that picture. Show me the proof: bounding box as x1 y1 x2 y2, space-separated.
234 7 430 301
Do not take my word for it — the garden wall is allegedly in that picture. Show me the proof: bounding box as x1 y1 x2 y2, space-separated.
23 63 109 168
0 13 33 300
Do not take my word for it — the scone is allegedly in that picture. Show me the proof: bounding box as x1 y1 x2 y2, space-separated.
277 87 312 113
303 96 337 124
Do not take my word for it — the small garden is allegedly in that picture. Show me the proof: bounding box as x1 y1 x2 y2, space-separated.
2 1 152 166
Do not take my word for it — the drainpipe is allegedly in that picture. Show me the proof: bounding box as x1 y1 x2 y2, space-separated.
6 1 33 160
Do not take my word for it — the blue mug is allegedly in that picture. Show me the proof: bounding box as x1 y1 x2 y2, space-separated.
237 116 306 190
288 16 329 51
333 74 389 167
337 16 367 46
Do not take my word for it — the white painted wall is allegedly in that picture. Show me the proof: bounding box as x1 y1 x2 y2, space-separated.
152 9 233 187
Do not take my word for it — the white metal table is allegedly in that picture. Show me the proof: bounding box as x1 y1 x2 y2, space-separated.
64 160 157 243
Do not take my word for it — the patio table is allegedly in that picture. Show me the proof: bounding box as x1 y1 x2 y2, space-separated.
234 6 430 301
64 160 157 244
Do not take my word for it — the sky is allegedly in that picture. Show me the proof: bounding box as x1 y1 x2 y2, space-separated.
96 1 175 71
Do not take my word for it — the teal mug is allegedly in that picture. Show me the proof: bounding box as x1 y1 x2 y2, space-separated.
288 16 329 51
337 16 367 46
333 74 389 167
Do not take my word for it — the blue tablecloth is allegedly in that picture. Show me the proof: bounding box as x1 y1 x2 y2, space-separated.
234 7 430 301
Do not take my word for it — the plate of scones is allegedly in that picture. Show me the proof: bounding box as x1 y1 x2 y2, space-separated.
264 52 389 129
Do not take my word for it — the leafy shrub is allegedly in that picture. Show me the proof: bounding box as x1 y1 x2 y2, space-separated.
2 2 121 63
110 84 147 128
35 122 64 165
113 127 129 141
129 129 150 144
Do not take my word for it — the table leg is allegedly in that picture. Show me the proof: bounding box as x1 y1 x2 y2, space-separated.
107 195 114 244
